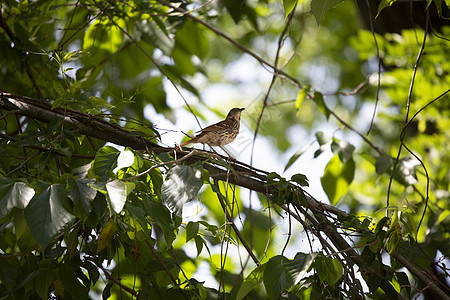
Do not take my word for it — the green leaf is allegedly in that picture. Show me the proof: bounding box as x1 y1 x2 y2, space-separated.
263 253 315 298
35 259 57 299
105 179 135 214
113 149 135 174
321 154 355 205
375 155 392 175
97 218 118 253
53 80 66 97
311 0 344 25
24 184 75 247
66 178 97 221
291 174 309 187
368 273 382 292
88 96 114 110
58 264 89 299
283 0 298 19
284 143 311 171
287 252 317 286
92 146 121 181
0 178 35 218
161 165 203 215
314 255 343 285
194 235 205 256
315 131 331 146
394 157 419 186
313 91 330 119
84 18 124 54
186 221 199 242
376 0 397 18
127 203 151 237
331 139 355 163
0 256 19 291
295 85 309 116
102 283 113 300
174 20 208 60
237 264 265 300
142 194 176 245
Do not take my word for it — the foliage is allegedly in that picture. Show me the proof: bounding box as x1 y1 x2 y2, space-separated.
1 0 449 299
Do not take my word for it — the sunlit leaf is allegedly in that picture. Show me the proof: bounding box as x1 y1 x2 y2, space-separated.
394 156 420 186
0 178 35 218
161 165 203 215
295 85 309 116
92 146 120 181
97 218 117 253
321 154 355 205
113 149 135 174
283 0 298 19
105 179 135 214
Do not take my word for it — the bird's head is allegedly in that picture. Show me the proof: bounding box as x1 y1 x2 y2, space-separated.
226 107 245 121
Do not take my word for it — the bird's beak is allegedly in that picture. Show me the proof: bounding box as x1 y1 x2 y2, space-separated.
239 108 245 111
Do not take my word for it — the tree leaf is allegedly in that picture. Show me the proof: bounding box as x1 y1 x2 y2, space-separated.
24 184 74 248
186 221 199 242
58 264 89 299
376 0 397 18
97 218 118 253
375 155 392 175
311 0 344 25
194 235 205 256
295 85 309 116
283 0 298 19
284 143 311 171
92 146 121 181
105 179 135 214
394 157 420 186
113 149 135 174
0 178 35 218
142 194 176 246
66 177 97 221
314 254 343 285
237 264 265 300
263 253 314 298
321 154 355 205
331 138 355 163
161 165 203 215
291 174 309 187
287 252 317 286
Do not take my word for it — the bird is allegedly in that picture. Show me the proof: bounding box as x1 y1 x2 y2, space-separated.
177 108 245 156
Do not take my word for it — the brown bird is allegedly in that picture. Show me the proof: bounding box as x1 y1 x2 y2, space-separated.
178 108 245 156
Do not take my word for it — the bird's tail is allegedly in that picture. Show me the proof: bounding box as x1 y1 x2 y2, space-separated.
175 137 196 150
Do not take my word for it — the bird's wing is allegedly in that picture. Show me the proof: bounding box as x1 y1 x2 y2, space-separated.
196 119 230 133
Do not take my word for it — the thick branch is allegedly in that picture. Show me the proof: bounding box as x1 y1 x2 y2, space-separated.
1 92 446 297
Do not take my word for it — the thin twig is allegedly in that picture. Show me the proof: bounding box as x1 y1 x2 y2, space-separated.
386 12 428 211
213 179 261 266
364 0 381 135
